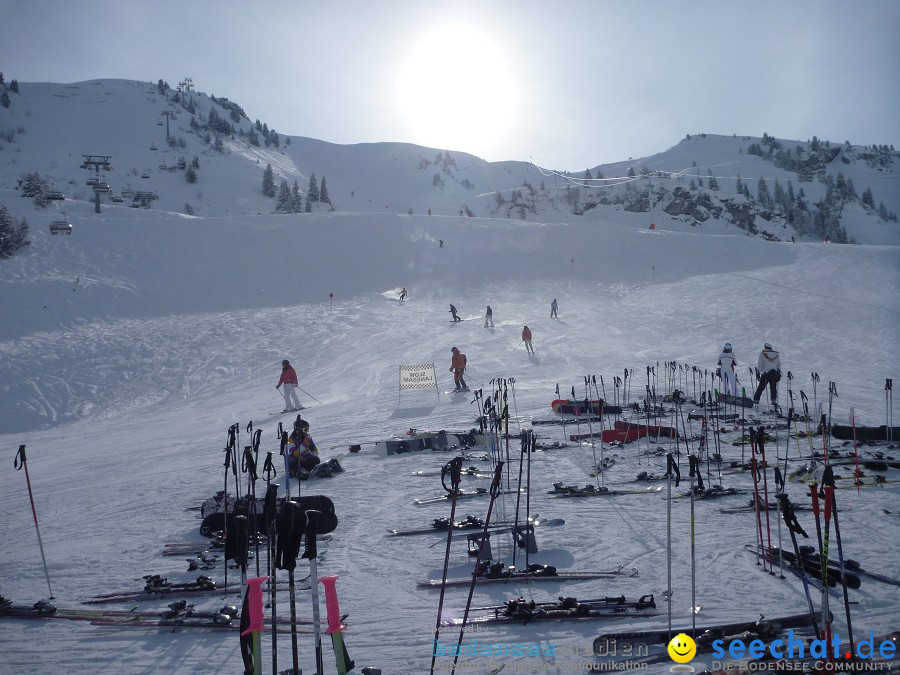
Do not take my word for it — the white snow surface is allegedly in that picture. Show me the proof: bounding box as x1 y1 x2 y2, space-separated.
1 80 899 675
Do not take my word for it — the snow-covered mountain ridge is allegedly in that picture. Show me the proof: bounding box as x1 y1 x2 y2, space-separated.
1 78 897 245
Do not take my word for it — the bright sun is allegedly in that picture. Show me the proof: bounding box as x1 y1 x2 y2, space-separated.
397 24 516 158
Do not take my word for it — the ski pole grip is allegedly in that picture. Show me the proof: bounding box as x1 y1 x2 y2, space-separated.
14 444 26 469
809 483 820 516
240 576 270 636
824 486 833 522
319 575 347 633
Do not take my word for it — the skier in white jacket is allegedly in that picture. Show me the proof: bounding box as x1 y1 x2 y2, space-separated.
753 343 782 406
717 343 739 397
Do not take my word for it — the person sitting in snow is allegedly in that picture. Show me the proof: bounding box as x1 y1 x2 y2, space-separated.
289 426 320 477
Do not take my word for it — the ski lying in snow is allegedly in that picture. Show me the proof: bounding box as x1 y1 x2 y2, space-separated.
458 594 657 624
84 575 295 603
548 483 663 498
717 394 755 408
386 515 564 537
413 488 524 505
745 544 861 589
674 486 746 500
163 533 331 555
551 399 622 415
758 543 899 587
418 563 637 588
0 597 316 625
592 610 821 653
90 616 315 633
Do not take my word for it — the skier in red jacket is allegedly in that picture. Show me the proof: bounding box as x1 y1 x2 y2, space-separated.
276 359 302 412
522 326 534 354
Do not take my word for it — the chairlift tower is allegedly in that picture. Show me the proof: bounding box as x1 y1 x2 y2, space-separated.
160 110 175 140
80 154 112 214
177 77 194 93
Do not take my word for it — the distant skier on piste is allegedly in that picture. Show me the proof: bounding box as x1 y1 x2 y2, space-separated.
717 343 739 397
484 305 493 327
399 287 408 304
522 325 534 354
276 359 302 412
449 304 461 322
550 298 558 318
450 347 468 391
753 342 782 407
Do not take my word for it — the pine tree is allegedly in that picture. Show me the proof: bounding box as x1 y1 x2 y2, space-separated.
862 187 875 209
707 169 719 191
291 181 303 212
319 176 330 205
307 174 319 202
304 194 311 213
185 166 197 183
0 205 15 257
14 217 29 250
627 166 636 178
9 79 18 93
757 178 771 209
276 180 292 213
0 92 9 108
878 202 890 220
262 164 276 197
735 175 744 194
585 168 593 180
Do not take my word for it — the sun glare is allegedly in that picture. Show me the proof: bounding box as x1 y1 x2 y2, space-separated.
397 24 515 158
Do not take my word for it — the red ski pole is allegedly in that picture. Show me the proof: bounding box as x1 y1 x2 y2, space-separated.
14 445 55 599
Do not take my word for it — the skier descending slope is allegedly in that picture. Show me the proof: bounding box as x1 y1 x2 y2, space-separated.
717 343 739 398
522 325 534 354
276 359 302 413
449 347 468 391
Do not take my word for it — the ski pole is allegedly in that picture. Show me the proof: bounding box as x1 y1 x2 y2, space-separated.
13 445 55 599
776 493 821 640
320 576 354 675
261 458 278 675
297 384 322 404
886 379 893 442
303 510 326 675
451 462 504 675
808 483 829 644
749 428 767 572
850 408 860 494
511 340 523 351
822 466 854 658
511 432 527 568
430 457 463 675
688 454 699 634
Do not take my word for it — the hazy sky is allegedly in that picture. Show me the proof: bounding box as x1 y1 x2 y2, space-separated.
3 0 898 169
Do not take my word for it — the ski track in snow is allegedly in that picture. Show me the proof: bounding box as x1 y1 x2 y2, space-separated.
1 217 899 673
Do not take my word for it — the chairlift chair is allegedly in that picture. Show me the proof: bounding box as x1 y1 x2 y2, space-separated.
94 183 110 193
150 144 158 151
49 216 72 235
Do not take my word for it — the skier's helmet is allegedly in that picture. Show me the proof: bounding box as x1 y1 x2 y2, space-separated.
282 359 290 367
764 343 772 350
723 343 732 351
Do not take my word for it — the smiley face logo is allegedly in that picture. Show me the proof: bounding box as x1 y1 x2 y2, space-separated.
667 633 697 663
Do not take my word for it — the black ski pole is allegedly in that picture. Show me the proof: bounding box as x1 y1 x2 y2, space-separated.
430 457 463 675
775 493 821 640
243 446 261 577
451 462 504 675
757 429 775 575
808 482 829 644
275 499 305 675
511 430 527 568
884 378 894 438
13 445 55 599
822 466 854 657
261 453 278 675
222 444 232 595
303 510 326 675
